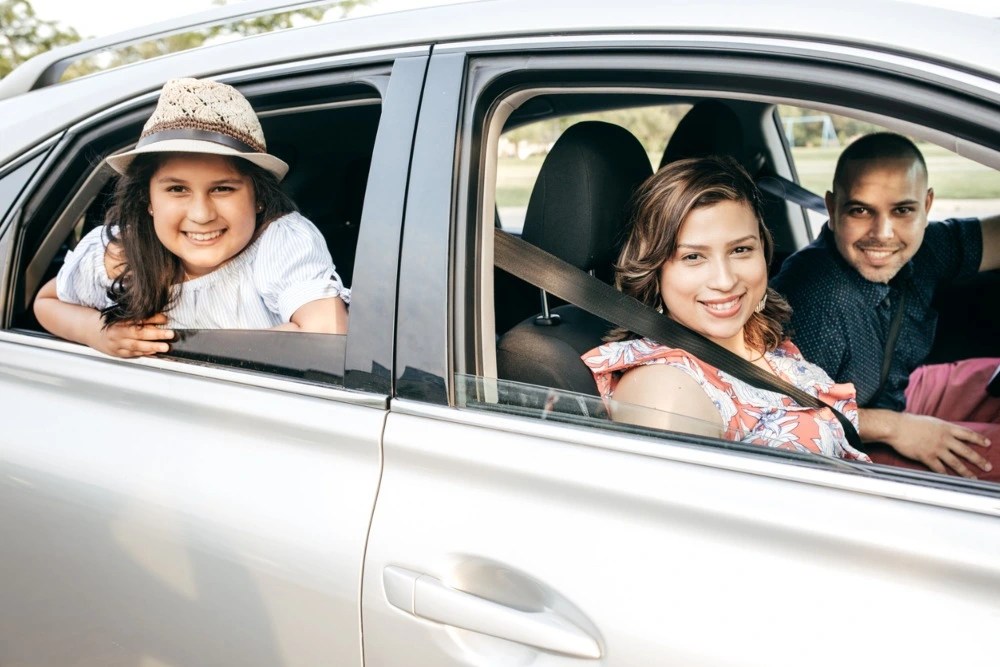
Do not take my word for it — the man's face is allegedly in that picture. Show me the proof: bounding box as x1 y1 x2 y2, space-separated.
826 158 933 284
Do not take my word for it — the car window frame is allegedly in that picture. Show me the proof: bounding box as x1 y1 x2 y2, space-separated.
392 35 1000 500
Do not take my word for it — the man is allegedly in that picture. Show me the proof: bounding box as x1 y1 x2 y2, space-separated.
772 132 1000 480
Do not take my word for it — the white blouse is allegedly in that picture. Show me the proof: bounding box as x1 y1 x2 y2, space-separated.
56 212 350 329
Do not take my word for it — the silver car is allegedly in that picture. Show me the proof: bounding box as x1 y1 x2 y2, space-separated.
1 0 999 665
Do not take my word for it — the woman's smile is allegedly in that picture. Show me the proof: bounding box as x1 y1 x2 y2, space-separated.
699 293 745 318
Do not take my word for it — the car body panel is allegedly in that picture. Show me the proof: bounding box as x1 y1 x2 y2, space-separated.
0 336 383 666
363 403 1000 666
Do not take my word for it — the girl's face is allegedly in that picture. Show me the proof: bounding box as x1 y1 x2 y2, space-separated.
148 153 257 280
657 199 768 354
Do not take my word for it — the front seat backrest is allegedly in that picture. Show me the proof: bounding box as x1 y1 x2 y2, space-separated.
660 99 748 169
497 120 653 395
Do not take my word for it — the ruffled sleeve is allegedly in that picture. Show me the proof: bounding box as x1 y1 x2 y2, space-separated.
252 212 351 323
55 225 114 309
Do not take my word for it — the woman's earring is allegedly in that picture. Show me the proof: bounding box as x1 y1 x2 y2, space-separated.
147 207 153 216
256 204 264 212
754 294 768 314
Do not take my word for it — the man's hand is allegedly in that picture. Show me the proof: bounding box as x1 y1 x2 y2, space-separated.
88 313 174 358
860 408 992 478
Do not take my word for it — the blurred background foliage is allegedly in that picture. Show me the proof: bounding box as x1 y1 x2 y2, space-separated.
0 0 372 81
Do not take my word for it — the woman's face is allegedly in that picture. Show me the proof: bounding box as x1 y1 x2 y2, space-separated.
148 153 257 280
657 199 768 354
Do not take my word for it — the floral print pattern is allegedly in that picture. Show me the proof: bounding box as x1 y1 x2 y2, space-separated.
582 338 870 461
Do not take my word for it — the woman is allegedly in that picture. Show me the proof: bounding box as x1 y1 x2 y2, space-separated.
582 156 869 461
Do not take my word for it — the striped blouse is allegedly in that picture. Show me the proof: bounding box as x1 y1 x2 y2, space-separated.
56 212 350 329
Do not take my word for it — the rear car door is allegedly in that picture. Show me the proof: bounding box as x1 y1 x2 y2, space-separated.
0 50 427 666
361 35 1000 667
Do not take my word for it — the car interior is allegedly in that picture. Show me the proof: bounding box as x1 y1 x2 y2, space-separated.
488 91 1000 417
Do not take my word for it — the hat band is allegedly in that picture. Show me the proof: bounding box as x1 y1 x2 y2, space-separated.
137 128 262 153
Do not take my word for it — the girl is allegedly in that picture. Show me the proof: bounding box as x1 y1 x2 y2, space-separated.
34 77 350 358
582 156 869 461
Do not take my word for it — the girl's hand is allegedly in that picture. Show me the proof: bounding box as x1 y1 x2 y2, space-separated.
92 313 174 358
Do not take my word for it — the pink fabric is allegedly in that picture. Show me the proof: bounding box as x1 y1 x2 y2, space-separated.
868 358 1000 482
904 358 1000 424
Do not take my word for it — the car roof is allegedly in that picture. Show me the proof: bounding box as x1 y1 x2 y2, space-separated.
2 0 998 166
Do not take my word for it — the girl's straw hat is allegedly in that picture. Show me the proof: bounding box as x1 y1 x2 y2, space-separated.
105 77 289 180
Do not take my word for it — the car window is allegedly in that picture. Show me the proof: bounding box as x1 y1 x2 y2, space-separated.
454 64 1000 490
5 71 387 390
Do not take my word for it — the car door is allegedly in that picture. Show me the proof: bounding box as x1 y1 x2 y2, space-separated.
361 37 1000 667
0 52 427 666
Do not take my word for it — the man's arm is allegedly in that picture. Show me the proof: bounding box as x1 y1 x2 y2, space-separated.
980 214 1000 271
859 407 992 479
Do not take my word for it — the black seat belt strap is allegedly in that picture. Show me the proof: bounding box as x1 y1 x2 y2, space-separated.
495 228 865 451
757 176 827 214
871 286 908 403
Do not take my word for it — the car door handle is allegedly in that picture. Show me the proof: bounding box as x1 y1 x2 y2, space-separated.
383 566 601 659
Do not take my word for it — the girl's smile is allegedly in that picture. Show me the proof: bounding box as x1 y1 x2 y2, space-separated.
148 153 258 280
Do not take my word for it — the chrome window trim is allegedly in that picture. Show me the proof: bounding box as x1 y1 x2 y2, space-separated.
391 398 1000 516
1 330 388 409
438 32 1000 100
0 135 61 239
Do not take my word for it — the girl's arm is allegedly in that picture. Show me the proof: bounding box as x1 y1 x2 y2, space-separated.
33 277 173 358
273 296 349 334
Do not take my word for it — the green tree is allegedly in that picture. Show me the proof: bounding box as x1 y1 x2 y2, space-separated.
68 0 374 80
0 0 80 78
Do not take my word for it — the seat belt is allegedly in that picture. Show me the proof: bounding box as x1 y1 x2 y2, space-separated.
869 285 909 405
757 176 827 214
494 228 866 452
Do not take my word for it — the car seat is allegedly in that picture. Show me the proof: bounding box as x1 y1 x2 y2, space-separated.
496 121 653 395
661 99 797 273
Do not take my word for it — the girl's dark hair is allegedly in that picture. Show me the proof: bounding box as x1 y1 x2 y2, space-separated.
607 155 791 353
101 153 296 326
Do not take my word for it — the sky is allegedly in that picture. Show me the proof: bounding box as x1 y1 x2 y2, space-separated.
26 0 1000 39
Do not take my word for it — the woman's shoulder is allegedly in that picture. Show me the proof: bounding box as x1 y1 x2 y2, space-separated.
582 337 716 375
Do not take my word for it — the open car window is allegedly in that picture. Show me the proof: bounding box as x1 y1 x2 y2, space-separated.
7 68 388 390
456 53 1000 493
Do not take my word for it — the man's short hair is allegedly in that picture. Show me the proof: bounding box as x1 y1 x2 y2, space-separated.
832 132 928 192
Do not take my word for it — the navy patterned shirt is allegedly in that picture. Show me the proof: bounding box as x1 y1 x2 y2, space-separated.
770 219 982 411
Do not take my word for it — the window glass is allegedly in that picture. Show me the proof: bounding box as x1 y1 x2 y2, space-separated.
0 154 45 225
481 88 999 488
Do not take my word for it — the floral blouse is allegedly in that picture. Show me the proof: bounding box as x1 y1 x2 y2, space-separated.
582 338 870 461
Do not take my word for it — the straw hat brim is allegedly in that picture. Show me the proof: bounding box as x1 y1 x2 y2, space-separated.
105 138 289 181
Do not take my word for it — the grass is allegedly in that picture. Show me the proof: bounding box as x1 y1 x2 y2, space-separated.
496 145 1000 207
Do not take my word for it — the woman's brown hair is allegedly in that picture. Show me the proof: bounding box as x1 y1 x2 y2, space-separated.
607 155 791 352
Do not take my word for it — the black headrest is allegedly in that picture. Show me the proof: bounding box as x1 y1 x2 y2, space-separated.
521 121 653 272
660 100 748 169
